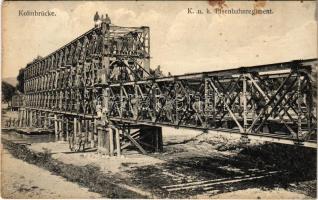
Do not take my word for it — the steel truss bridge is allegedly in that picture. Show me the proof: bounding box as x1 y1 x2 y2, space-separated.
8 15 318 155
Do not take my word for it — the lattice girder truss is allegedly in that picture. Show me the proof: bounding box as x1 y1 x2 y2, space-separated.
22 22 150 118
108 61 317 142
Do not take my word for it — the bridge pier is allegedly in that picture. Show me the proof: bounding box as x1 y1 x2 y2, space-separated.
89 119 95 148
35 111 39 128
65 117 69 141
29 110 33 127
17 109 21 127
73 117 77 145
24 109 28 127
59 115 64 141
96 125 117 156
109 126 114 156
84 119 89 146
17 108 25 128
118 124 163 155
97 125 108 155
140 126 163 153
54 114 58 140
44 112 48 129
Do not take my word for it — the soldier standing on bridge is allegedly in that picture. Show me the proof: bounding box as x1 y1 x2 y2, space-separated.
104 14 111 29
94 12 101 27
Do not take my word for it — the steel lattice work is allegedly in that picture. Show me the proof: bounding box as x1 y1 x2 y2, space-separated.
108 60 317 145
8 14 318 155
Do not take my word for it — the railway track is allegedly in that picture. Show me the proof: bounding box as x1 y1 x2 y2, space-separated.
162 170 282 192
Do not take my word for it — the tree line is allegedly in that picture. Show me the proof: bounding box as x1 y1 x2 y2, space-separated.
2 69 24 106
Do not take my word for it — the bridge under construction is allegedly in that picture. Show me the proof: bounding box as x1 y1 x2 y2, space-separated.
8 13 318 156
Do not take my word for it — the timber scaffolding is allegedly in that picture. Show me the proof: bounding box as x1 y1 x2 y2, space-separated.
8 14 318 155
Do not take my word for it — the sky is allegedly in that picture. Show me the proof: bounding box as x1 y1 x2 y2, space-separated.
2 1 317 78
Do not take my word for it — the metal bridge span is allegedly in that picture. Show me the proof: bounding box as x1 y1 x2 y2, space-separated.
8 14 317 155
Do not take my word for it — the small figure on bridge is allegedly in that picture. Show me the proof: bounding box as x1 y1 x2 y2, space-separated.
110 64 120 81
192 95 203 113
101 14 111 31
105 14 111 25
94 12 102 27
94 11 100 22
152 65 163 78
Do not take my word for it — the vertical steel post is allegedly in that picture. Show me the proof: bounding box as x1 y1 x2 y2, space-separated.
297 72 302 140
134 84 138 120
175 82 178 125
243 74 248 132
142 26 150 78
212 79 217 128
204 78 208 128
120 86 123 118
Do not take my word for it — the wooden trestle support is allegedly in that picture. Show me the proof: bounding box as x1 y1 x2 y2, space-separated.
8 14 318 153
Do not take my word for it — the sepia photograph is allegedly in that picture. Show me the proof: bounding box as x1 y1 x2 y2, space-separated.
1 0 317 199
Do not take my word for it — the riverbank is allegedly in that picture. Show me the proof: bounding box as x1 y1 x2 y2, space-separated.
1 148 101 198
2 139 152 198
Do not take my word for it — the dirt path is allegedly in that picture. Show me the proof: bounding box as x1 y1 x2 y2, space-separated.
1 149 101 199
